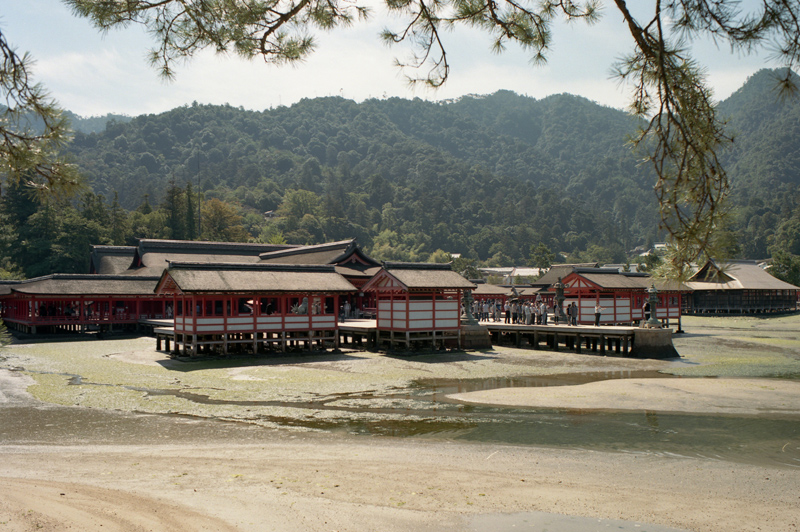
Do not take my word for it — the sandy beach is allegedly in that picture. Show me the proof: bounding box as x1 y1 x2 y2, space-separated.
451 377 800 415
1 314 799 531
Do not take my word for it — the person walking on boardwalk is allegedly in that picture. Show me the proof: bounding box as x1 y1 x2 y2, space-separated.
594 301 605 326
571 302 578 326
541 301 548 325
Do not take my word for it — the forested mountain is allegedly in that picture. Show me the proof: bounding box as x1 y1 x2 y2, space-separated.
64 111 132 134
67 91 651 211
61 90 657 260
2 68 800 282
716 68 800 262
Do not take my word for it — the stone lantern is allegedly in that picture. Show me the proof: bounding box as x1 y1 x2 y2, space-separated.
462 289 478 325
646 284 661 328
554 276 567 322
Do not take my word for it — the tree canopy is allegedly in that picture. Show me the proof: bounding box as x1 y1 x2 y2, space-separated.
1 71 800 280
3 1 800 274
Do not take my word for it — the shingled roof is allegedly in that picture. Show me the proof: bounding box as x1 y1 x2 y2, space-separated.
156 262 357 294
564 268 691 292
532 263 599 288
90 246 136 275
363 262 476 292
9 274 161 296
0 280 22 296
129 239 298 276
571 269 652 290
686 260 800 291
258 239 381 278
471 283 514 297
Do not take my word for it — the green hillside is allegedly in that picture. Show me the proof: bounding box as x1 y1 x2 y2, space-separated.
2 69 799 282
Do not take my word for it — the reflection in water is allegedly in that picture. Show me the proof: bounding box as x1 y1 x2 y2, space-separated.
14 368 800 469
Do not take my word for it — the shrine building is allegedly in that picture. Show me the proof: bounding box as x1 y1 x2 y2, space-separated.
362 262 476 350
155 262 357 355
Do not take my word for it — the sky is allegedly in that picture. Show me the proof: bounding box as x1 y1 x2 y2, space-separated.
0 0 778 118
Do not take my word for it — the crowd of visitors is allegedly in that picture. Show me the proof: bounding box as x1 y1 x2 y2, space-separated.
467 297 582 326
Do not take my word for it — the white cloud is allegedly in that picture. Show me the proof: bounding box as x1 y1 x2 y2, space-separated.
0 0 785 117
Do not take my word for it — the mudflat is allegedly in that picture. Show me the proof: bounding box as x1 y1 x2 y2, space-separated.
1 314 799 532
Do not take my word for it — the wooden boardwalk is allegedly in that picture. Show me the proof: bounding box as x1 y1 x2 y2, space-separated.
148 318 670 357
338 319 378 348
484 323 637 356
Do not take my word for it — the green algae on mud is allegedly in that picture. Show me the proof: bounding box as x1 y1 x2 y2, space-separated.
7 337 624 428
3 317 800 468
3 313 800 427
669 314 800 379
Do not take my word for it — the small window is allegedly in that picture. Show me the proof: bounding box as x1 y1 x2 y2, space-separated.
289 297 310 315
237 297 253 315
260 297 281 315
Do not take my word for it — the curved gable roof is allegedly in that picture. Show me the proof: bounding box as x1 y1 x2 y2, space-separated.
258 239 381 278
130 239 298 276
686 260 800 291
90 246 137 275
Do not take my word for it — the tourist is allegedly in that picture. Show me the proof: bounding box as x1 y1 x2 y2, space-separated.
594 302 605 326
571 302 578 325
541 302 548 325
524 302 532 325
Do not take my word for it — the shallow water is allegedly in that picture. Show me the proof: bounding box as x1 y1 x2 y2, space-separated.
4 317 800 471
10 367 796 470
314 374 800 470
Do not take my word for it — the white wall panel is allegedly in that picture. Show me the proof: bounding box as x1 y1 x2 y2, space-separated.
435 301 458 311
409 301 433 311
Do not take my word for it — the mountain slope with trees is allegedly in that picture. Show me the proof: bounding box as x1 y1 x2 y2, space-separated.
1 69 799 283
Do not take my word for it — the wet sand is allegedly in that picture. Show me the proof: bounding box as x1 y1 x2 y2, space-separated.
451 377 800 415
2 315 800 531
